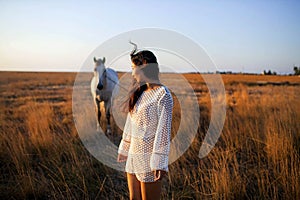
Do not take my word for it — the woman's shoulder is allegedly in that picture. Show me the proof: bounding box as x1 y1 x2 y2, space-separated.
159 85 171 94
156 85 172 100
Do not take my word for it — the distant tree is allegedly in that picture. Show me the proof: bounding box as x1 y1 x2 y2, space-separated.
263 69 277 75
293 66 300 75
268 70 272 75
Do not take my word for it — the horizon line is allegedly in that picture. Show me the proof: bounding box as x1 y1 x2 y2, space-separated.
0 69 295 75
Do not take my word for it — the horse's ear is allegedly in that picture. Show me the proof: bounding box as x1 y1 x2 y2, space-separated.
102 57 106 64
93 57 97 63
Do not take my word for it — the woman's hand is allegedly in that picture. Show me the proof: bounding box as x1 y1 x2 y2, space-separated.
153 170 167 181
117 154 128 162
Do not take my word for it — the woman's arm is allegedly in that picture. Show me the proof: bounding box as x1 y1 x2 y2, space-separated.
117 113 132 162
150 90 173 173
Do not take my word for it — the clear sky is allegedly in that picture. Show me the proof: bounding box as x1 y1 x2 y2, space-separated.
0 0 299 74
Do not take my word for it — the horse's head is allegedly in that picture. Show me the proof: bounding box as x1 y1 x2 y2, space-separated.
94 57 106 90
94 57 106 73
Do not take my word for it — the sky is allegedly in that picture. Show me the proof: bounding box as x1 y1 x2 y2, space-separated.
0 0 299 74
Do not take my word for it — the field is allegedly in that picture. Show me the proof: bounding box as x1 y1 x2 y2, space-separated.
0 72 299 199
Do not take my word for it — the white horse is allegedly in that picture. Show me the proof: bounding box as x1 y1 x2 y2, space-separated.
91 57 119 134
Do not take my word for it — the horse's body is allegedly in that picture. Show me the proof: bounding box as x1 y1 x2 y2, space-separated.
91 57 119 133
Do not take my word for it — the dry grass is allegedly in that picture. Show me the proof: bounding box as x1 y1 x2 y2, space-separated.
0 72 299 199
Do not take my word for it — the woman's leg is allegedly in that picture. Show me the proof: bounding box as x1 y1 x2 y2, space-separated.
127 173 142 200
140 180 162 200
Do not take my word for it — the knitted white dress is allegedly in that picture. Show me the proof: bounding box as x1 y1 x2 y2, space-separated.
118 86 173 182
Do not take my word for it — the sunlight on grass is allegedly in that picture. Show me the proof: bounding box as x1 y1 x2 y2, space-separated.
0 72 299 199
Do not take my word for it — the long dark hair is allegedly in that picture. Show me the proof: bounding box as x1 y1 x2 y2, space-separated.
128 42 160 112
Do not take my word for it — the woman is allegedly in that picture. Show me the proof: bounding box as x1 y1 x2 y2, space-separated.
117 42 173 200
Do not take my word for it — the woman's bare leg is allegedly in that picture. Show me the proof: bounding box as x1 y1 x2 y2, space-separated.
140 180 162 200
127 173 142 200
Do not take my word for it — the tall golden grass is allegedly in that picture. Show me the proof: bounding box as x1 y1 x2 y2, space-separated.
168 83 299 199
0 72 299 199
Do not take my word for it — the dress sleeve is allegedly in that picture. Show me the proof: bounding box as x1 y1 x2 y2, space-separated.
118 113 132 156
150 91 173 171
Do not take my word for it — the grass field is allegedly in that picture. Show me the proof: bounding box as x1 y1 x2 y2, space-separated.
0 72 299 199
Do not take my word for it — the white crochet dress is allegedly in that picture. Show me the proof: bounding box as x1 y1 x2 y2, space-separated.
118 86 173 182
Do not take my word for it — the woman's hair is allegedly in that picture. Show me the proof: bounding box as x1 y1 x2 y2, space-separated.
128 42 160 112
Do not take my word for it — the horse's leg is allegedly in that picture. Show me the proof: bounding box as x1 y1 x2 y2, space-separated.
96 98 101 131
104 100 112 134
